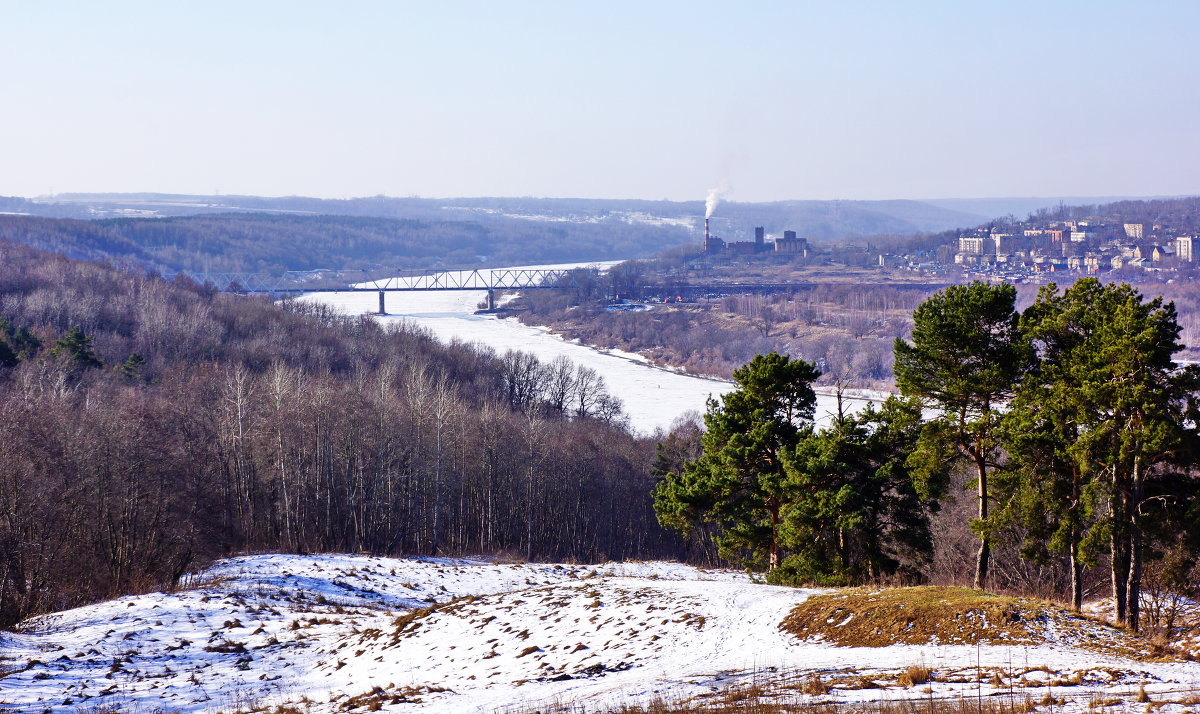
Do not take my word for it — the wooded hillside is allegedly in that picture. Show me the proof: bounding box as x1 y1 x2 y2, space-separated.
0 241 676 627
0 212 685 275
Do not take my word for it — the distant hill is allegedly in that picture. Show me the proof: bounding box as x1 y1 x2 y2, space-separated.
706 199 986 241
919 196 1177 223
0 212 687 275
17 193 991 245
5 192 1180 274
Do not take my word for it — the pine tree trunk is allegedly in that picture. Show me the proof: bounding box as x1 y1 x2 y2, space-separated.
1125 455 1143 632
1070 465 1083 611
1126 523 1142 632
1070 530 1083 611
973 456 989 589
838 528 848 571
769 504 780 571
1111 487 1129 625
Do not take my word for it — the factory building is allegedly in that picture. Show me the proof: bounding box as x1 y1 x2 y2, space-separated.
704 223 805 256
774 230 808 255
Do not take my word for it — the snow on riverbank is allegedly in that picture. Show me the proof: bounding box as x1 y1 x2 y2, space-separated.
4 554 1199 713
298 263 880 435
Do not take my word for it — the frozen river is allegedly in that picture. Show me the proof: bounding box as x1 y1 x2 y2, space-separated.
300 263 868 435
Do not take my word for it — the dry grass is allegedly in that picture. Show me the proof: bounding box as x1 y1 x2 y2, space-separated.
339 684 451 710
496 678 1200 714
897 664 933 688
387 595 479 643
799 674 830 696
777 586 1187 662
778 587 1043 647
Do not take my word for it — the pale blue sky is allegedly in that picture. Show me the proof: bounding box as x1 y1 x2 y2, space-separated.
2 1 1197 201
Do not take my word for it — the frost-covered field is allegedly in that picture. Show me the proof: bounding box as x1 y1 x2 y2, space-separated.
4 554 1200 713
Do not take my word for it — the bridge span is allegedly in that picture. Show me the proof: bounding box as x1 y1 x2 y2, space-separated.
182 267 593 313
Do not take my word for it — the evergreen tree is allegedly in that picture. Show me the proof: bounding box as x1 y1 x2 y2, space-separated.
118 352 146 379
775 396 942 585
0 318 40 360
0 336 16 368
653 352 820 571
997 281 1105 610
894 281 1029 589
51 326 103 369
1004 279 1199 630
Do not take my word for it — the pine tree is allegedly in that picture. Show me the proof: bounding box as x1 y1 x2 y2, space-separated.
1004 279 1198 630
653 352 820 571
894 281 1029 589
775 396 942 585
0 318 40 360
118 352 146 379
997 282 1105 610
51 326 103 369
0 337 16 368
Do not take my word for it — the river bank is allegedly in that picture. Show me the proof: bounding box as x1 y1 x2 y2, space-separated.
299 263 883 434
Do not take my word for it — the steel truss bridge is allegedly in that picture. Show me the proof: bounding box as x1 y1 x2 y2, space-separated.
180 267 595 313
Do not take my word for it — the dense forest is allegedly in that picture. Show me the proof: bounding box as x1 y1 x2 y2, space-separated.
0 240 677 628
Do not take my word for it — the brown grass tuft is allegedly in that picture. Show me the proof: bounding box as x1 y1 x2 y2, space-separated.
1136 683 1149 703
896 665 932 688
799 674 829 695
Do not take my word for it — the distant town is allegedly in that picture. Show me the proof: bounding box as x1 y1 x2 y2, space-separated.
887 203 1200 283
698 199 1200 286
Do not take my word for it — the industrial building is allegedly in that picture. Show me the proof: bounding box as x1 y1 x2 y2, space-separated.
703 222 807 257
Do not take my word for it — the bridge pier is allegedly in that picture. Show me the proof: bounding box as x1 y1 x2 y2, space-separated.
377 290 387 315
486 288 495 311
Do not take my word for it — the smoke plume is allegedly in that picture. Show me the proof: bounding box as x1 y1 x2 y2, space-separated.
705 180 730 218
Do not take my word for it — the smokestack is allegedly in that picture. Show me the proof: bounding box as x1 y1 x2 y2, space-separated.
704 217 710 253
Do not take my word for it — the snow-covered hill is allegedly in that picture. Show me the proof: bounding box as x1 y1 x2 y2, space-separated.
2 555 1198 713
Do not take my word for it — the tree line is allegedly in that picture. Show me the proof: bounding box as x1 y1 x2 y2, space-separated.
0 240 678 628
655 280 1200 633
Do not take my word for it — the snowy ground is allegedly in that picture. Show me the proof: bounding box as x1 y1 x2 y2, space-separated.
4 554 1200 713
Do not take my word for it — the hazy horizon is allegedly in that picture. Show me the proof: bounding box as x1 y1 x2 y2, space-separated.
21 190 1188 206
5 1 1198 202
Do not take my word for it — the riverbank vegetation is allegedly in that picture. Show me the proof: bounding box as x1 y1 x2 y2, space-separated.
516 280 927 385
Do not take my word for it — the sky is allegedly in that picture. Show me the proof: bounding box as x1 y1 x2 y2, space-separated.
2 1 1198 202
